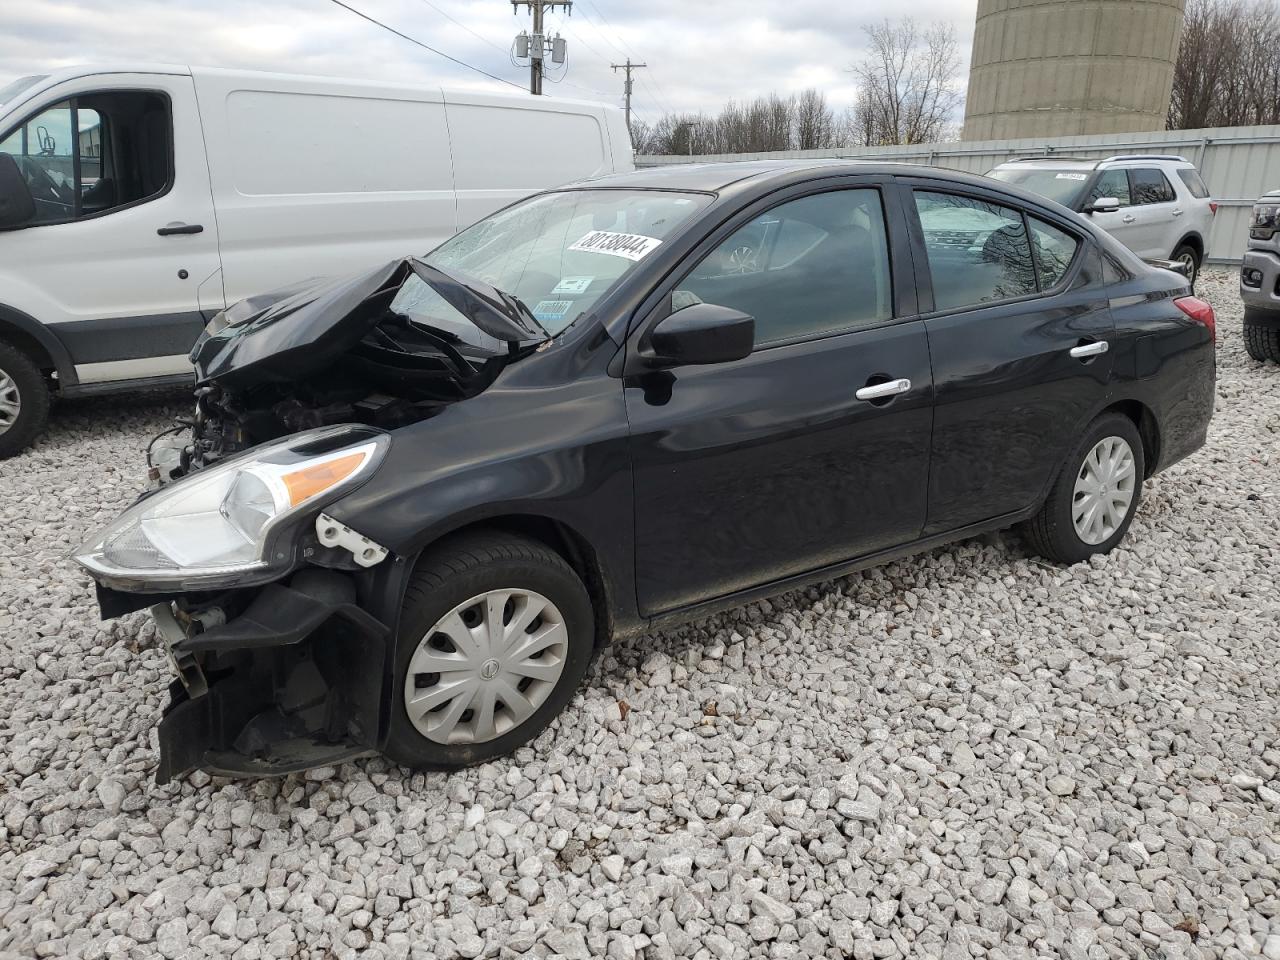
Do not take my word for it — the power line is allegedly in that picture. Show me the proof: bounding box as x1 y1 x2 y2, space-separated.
325 0 524 90
576 1 679 116
415 0 510 54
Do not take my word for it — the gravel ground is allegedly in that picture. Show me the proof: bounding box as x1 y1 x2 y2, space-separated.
1 267 1277 960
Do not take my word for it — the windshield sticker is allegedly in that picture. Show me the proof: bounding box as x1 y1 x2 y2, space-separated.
568 231 663 261
1055 173 1088 180
552 276 594 294
533 300 573 322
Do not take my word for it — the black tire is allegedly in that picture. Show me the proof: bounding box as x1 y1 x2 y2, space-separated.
383 529 595 770
0 339 52 460
1023 412 1146 564
1171 243 1200 289
1243 309 1280 362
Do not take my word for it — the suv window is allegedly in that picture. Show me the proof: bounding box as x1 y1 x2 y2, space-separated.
1087 169 1131 207
1176 167 1210 199
1130 168 1176 205
915 191 1037 310
677 189 893 346
0 90 171 225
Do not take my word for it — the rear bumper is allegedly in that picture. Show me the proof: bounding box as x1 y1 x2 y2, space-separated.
1241 249 1280 315
128 573 392 783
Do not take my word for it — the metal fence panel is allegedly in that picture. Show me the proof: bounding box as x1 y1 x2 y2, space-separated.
636 125 1280 261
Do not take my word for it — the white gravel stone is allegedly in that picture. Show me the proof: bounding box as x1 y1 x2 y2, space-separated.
0 270 1277 959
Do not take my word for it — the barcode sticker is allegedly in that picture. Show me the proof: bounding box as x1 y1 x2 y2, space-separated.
568 231 663 261
1055 173 1088 181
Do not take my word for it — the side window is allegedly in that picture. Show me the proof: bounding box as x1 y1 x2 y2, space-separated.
1087 169 1131 207
915 191 1036 311
0 91 171 225
1176 167 1210 199
1130 168 1176 205
1028 217 1080 289
676 189 893 346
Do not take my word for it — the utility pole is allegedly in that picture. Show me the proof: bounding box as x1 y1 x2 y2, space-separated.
512 1 572 95
611 59 646 140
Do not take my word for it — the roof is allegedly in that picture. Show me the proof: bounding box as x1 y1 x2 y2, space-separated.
579 159 1004 193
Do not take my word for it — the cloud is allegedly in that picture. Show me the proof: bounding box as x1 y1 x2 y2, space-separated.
0 0 978 118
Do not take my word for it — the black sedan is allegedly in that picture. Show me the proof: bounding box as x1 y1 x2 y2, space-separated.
74 160 1216 781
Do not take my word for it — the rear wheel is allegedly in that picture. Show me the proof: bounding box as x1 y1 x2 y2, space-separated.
1023 413 1145 564
383 530 595 769
1244 309 1280 362
1171 243 1200 288
0 339 51 460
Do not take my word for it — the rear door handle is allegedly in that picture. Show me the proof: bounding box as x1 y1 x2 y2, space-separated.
1121 215 1136 224
855 378 911 401
157 222 204 236
1172 208 1184 217
1069 340 1109 359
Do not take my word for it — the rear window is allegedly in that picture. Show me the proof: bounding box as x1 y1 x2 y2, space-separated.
1176 167 1210 199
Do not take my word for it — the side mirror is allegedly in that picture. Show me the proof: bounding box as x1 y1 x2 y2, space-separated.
648 302 754 366
1086 196 1121 215
0 153 35 228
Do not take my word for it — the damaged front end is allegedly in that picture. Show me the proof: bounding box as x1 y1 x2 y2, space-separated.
77 258 543 782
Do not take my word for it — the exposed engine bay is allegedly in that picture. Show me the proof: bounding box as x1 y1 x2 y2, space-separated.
150 257 545 481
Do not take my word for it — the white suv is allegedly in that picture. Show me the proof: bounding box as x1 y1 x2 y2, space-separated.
988 155 1216 285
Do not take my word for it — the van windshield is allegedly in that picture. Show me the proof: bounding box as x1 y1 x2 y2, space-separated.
987 167 1091 207
395 189 711 338
0 75 45 110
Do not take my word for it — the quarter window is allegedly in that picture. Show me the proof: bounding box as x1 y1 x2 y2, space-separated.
1130 168 1176 205
0 91 172 226
1176 167 1210 199
915 191 1037 310
1028 217 1079 289
1087 169 1131 207
676 189 893 346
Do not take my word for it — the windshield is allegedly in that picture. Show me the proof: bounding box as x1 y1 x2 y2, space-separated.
0 75 45 110
393 189 711 338
988 167 1091 207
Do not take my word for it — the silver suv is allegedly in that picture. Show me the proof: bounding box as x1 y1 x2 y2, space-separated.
988 155 1216 285
1240 190 1280 362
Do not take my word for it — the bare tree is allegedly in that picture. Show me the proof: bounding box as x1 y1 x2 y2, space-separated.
792 88 837 150
1169 0 1280 128
848 18 961 146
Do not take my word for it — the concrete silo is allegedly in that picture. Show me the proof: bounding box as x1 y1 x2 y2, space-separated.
961 0 1186 140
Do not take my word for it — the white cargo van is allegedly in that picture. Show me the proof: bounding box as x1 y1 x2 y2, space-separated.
0 64 633 456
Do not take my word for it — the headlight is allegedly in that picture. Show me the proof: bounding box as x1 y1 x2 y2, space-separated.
74 426 388 591
1252 202 1280 240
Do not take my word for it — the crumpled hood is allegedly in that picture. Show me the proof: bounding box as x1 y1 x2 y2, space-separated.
191 258 540 387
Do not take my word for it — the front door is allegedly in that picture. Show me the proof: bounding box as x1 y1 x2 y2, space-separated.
625 185 934 617
0 72 221 385
909 185 1115 534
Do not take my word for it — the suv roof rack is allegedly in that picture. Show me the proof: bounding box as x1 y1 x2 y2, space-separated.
1001 154 1190 168
1099 154 1188 164
1004 156 1099 164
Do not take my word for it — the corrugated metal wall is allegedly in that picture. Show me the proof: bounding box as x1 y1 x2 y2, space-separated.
636 125 1280 261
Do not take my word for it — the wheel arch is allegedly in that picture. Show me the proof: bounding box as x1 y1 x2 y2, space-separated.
1173 232 1204 262
410 513 617 648
0 304 77 388
1102 398 1161 478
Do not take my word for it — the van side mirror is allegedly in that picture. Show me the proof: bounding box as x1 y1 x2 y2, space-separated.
1086 196 1121 215
648 302 754 366
0 154 35 228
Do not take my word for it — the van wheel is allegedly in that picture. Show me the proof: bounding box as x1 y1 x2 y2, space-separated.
1244 309 1280 362
1023 413 1145 564
1172 243 1199 288
383 530 595 770
0 339 51 459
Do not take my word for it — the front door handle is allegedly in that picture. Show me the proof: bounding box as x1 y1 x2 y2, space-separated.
1121 214 1136 224
855 378 911 401
1172 208 1184 217
1069 340 1109 359
157 222 204 236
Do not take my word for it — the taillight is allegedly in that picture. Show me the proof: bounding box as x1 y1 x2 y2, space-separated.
1209 201 1218 215
1174 295 1216 341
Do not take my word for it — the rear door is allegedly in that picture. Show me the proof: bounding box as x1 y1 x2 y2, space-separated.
1126 167 1180 258
625 178 934 616
0 73 221 385
907 183 1114 535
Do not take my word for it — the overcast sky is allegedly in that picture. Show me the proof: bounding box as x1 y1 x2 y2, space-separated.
0 0 978 119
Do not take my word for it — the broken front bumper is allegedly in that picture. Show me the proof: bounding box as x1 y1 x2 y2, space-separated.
124 571 394 783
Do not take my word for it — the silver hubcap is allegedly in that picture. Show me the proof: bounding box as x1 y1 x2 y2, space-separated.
0 368 20 435
1178 252 1196 283
1072 436 1136 545
404 589 569 745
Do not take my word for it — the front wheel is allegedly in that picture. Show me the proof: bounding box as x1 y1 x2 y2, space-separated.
0 339 52 460
1023 413 1145 564
1243 309 1280 362
383 530 595 770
